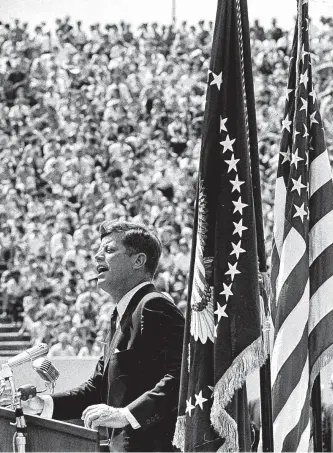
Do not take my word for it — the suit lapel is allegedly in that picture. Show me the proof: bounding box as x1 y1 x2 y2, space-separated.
103 283 155 369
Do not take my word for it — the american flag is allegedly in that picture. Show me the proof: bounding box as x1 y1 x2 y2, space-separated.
270 1 333 451
173 0 266 451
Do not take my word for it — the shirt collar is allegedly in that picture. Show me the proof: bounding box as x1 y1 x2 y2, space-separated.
116 281 151 321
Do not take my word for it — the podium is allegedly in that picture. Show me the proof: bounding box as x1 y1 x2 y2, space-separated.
0 407 100 452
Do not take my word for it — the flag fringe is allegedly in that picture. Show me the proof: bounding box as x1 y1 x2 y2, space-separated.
310 343 333 390
211 336 266 452
172 414 186 451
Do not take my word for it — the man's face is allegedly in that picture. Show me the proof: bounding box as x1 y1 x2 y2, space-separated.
94 233 135 293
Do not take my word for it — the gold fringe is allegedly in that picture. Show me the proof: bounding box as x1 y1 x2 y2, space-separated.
211 336 267 452
172 415 186 451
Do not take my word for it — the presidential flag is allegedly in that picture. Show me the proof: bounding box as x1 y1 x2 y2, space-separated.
173 0 266 451
270 1 333 451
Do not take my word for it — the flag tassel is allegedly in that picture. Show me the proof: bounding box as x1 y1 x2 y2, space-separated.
173 415 186 451
211 336 266 452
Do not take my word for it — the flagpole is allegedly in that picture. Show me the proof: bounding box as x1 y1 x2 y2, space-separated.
240 0 274 449
172 0 176 25
311 375 323 452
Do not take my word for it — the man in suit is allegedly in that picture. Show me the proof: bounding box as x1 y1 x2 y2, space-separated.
23 221 185 452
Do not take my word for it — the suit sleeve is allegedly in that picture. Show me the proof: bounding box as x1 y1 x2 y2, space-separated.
127 297 185 430
51 355 104 420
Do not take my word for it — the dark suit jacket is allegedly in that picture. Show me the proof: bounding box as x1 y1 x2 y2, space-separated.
51 284 185 452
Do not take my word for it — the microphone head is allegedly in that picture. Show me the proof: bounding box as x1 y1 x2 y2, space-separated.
7 343 49 368
32 358 60 384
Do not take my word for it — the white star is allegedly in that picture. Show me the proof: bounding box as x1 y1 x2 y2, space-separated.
309 88 317 104
230 175 245 193
285 88 294 101
280 148 291 164
230 240 246 259
214 303 228 322
291 175 306 196
194 390 208 410
232 196 248 214
220 116 228 132
290 149 304 169
186 397 195 416
233 219 248 237
300 70 309 88
310 111 319 127
210 71 223 90
300 97 308 115
225 262 241 281
225 155 239 173
303 124 309 138
301 44 310 64
220 134 236 153
293 203 307 222
220 282 233 301
282 115 292 132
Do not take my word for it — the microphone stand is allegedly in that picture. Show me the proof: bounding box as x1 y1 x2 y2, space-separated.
12 403 27 453
0 364 27 452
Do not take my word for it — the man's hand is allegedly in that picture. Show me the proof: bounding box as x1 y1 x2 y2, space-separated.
82 404 129 430
21 396 45 416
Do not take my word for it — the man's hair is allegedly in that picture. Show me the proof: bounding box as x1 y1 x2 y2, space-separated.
99 221 162 277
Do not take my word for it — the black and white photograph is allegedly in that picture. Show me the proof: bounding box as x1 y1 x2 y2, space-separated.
0 0 333 451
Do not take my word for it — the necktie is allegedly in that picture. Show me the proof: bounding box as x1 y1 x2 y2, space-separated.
110 307 118 341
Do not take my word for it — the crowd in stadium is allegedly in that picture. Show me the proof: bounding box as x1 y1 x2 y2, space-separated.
0 15 333 356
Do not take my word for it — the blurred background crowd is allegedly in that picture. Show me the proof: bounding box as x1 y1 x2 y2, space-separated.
1 15 333 356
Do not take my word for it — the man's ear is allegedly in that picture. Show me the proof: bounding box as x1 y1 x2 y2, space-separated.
133 253 147 270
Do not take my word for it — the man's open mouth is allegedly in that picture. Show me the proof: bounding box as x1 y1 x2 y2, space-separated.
97 265 109 274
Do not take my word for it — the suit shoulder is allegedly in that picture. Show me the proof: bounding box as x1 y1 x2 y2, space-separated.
141 292 184 319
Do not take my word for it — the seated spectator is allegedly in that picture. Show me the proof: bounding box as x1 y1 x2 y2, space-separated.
48 332 76 357
78 334 101 357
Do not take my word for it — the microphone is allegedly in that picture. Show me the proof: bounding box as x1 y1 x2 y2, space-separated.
7 344 49 369
32 358 60 384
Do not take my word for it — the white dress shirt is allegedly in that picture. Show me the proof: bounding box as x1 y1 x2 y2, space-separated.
40 281 152 429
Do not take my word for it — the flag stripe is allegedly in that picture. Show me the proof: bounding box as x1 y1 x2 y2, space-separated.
272 322 308 418
296 420 311 452
274 251 308 332
309 275 333 334
309 180 333 230
271 281 309 387
309 150 332 197
309 210 333 266
282 394 310 452
273 357 309 453
309 242 333 296
276 227 306 302
309 311 333 370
